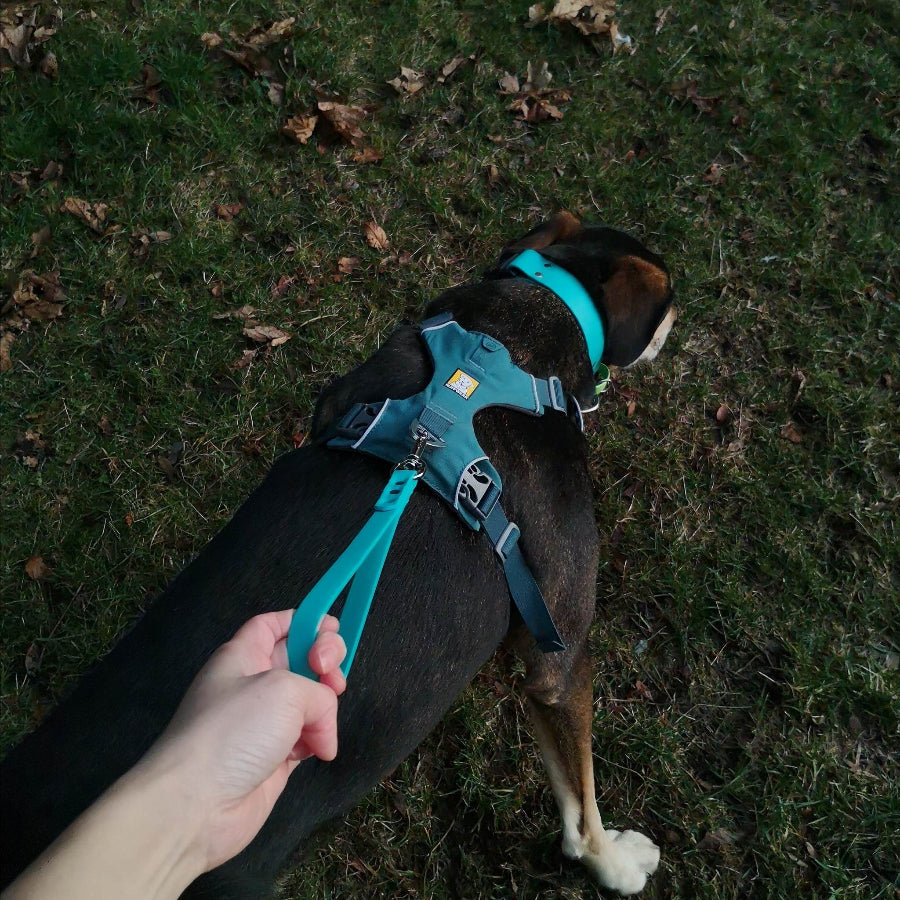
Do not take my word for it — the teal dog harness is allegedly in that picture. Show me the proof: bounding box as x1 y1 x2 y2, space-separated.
286 249 607 679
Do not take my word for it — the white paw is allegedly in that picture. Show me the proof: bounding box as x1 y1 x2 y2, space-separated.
579 828 660 896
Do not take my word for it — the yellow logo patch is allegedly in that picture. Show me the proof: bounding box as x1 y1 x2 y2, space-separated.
445 369 480 399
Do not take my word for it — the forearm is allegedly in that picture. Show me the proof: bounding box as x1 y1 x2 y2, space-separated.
4 754 205 900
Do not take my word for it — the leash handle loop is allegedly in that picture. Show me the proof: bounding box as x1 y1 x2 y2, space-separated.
286 468 419 680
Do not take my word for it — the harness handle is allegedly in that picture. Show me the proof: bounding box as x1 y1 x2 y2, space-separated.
286 467 419 679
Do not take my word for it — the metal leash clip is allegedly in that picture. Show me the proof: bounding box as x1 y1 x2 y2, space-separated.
394 426 432 479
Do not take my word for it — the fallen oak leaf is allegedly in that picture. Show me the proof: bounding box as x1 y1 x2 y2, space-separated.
25 642 42 676
509 95 566 122
529 0 617 36
200 31 223 49
282 113 318 144
25 555 53 581
267 81 284 106
350 145 383 164
239 17 295 50
316 100 368 147
214 201 243 221
130 228 172 259
363 221 390 250
337 256 361 275
243 324 291 346
498 72 520 93
524 59 552 91
271 274 296 299
388 66 426 95
29 224 52 258
222 47 275 79
0 332 14 373
437 53 475 84
232 349 257 370
39 50 57 78
11 270 66 322
60 197 109 234
212 304 257 321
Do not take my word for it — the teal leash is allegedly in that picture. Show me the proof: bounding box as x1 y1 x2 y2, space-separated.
285 432 427 679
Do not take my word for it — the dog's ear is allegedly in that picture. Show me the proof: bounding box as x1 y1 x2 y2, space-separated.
497 211 583 262
599 253 673 368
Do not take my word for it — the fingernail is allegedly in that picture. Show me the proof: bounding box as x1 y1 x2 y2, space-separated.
317 647 336 670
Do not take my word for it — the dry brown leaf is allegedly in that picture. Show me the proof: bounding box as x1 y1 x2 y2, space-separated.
30 224 51 258
498 72 520 93
200 31 223 49
222 48 275 79
97 415 114 436
213 304 257 321
25 555 53 581
363 221 390 250
509 95 566 122
232 349 257 370
130 228 172 259
60 197 109 233
39 50 57 78
267 81 284 106
337 256 361 275
1 5 61 71
438 54 474 84
240 17 295 50
388 66 426 95
243 324 291 346
316 100 367 147
351 145 383 164
0 332 14 373
525 59 552 91
214 201 243 221
11 270 66 323
697 829 740 851
132 62 164 104
24 642 42 676
529 0 617 35
282 114 318 144
780 422 803 444
670 80 721 114
271 274 296 299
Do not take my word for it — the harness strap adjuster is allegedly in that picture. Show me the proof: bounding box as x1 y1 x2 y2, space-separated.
547 375 565 412
493 521 520 561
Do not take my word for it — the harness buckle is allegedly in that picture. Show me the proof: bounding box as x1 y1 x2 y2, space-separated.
547 376 565 412
457 462 501 522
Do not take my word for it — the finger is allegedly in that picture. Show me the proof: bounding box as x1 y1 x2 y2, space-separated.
308 631 347 676
223 610 298 676
317 614 340 635
289 682 339 761
318 666 347 696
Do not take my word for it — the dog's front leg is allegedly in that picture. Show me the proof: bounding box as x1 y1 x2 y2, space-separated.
524 646 660 895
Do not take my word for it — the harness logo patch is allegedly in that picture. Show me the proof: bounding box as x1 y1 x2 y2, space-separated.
445 369 480 399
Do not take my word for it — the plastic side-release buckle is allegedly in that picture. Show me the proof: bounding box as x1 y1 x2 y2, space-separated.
457 462 501 522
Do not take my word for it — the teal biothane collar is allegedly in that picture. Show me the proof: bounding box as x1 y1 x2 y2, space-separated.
503 249 606 376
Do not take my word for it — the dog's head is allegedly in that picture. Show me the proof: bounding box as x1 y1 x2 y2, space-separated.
496 212 676 369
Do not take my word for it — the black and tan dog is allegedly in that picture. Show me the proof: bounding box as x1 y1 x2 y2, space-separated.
0 213 675 897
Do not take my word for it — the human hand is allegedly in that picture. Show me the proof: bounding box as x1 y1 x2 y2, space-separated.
138 611 346 874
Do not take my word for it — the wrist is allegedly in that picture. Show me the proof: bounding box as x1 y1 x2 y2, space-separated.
122 746 211 887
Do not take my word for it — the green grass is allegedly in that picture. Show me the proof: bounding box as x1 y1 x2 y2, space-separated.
2 0 898 897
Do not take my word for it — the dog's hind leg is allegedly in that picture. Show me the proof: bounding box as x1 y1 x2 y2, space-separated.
524 646 659 895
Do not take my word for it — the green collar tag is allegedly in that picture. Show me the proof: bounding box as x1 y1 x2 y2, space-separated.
594 363 611 394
